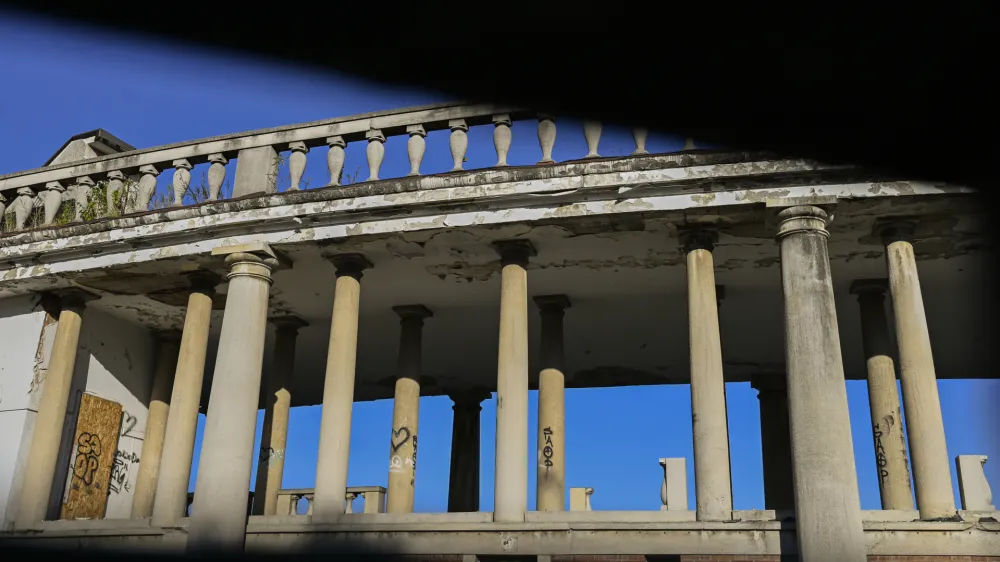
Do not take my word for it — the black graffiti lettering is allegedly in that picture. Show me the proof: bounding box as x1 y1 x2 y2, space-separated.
873 422 889 488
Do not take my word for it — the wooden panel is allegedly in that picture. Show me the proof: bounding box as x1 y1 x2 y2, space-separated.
60 393 123 520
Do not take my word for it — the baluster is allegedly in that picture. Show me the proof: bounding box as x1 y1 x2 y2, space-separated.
72 176 94 222
171 159 192 206
683 137 696 150
632 127 649 155
135 165 160 212
326 136 347 186
13 188 35 230
0 193 5 225
105 170 126 213
406 125 426 176
344 492 356 514
288 142 308 191
492 114 512 167
306 494 314 516
537 113 556 164
449 119 469 171
42 181 65 226
583 120 602 158
207 153 228 201
366 129 386 181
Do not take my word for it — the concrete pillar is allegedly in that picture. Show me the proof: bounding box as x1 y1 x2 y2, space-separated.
313 254 371 520
491 240 535 522
879 220 955 519
151 272 219 526
771 201 866 562
850 279 914 511
131 334 180 519
750 375 795 511
681 229 733 521
386 305 433 514
186 243 283 553
251 316 307 516
534 295 570 512
448 390 489 512
14 289 95 528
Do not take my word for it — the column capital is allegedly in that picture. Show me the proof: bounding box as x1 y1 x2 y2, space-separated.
492 239 537 267
678 228 718 253
269 315 308 335
873 217 919 245
212 242 288 271
184 270 221 295
393 304 433 323
849 278 889 301
327 253 373 279
40 287 99 316
750 374 788 394
766 196 836 240
533 294 571 314
449 388 491 411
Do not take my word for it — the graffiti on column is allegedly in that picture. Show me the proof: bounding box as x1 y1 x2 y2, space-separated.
542 426 554 471
390 426 412 474
872 422 889 487
258 447 285 468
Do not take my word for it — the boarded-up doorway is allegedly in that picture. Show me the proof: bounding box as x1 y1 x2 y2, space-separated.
60 393 123 520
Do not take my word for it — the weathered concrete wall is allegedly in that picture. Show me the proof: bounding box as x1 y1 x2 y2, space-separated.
0 298 156 525
0 294 50 529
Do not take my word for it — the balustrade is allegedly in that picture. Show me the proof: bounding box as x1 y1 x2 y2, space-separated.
273 487 387 516
0 102 691 235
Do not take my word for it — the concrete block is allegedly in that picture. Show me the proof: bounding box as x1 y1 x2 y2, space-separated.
233 146 279 198
569 487 593 511
957 455 995 511
659 457 687 511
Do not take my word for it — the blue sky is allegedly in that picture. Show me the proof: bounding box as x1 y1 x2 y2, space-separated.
2 12 996 514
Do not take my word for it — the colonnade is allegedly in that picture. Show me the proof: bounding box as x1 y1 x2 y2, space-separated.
10 203 956 562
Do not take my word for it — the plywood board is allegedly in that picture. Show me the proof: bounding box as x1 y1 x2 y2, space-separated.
60 393 123 520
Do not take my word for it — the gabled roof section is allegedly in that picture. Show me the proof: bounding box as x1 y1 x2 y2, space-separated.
43 129 137 167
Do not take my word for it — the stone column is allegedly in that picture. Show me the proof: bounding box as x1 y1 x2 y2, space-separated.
131 334 180 519
448 390 489 512
313 254 371 520
681 229 733 521
750 375 795 511
772 201 866 562
492 239 535 523
850 279 914 511
879 220 954 519
251 316 307 516
186 243 283 553
386 305 433 514
151 272 219 526
534 295 570 512
14 289 95 528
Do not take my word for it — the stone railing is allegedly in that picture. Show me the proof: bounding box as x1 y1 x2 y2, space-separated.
274 486 387 516
0 102 662 235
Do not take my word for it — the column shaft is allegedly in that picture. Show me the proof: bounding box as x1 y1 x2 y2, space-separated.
535 295 570 512
776 204 865 562
186 249 279 553
493 240 533 522
683 232 733 521
151 278 216 526
852 279 914 510
386 305 432 514
883 226 954 519
751 376 795 511
313 255 370 520
14 293 89 528
252 317 305 516
131 337 179 518
448 393 485 512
